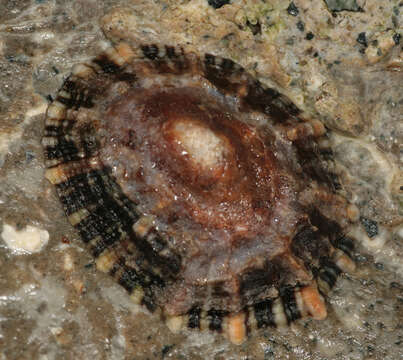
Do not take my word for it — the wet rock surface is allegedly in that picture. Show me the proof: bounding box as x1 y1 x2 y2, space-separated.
0 1 401 359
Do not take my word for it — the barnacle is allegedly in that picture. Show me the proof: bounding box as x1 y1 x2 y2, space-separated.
43 42 358 344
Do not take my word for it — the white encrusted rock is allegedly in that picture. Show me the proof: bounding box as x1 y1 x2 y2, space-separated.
1 223 49 254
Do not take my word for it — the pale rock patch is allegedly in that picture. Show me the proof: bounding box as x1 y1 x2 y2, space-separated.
1 223 49 254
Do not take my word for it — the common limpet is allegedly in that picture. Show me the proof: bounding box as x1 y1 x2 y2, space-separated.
43 42 357 345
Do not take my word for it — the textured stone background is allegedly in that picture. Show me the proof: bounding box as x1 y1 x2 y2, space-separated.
0 1 402 359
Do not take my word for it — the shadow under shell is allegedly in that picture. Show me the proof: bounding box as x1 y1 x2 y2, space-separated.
43 42 357 344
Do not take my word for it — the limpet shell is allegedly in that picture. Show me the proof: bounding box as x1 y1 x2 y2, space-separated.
43 41 357 344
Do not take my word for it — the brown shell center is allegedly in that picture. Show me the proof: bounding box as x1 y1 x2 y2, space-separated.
100 86 285 237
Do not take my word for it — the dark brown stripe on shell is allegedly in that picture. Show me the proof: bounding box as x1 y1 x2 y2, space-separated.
77 210 128 257
118 264 143 292
141 290 158 312
204 53 244 75
165 45 178 59
309 208 342 243
141 44 159 60
204 53 216 66
208 0 230 9
188 307 202 329
165 46 189 71
240 268 272 299
291 226 330 269
203 53 245 92
57 79 95 109
319 147 334 160
207 309 229 331
45 139 80 162
333 235 355 257
239 258 293 303
59 181 98 216
44 125 64 137
253 299 276 328
211 282 231 298
279 286 301 323
318 257 342 288
115 262 162 312
309 209 355 257
92 55 137 83
294 139 334 187
328 172 342 190
139 231 182 276
93 55 122 74
243 80 300 120
120 263 164 289
141 44 189 73
115 71 137 83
